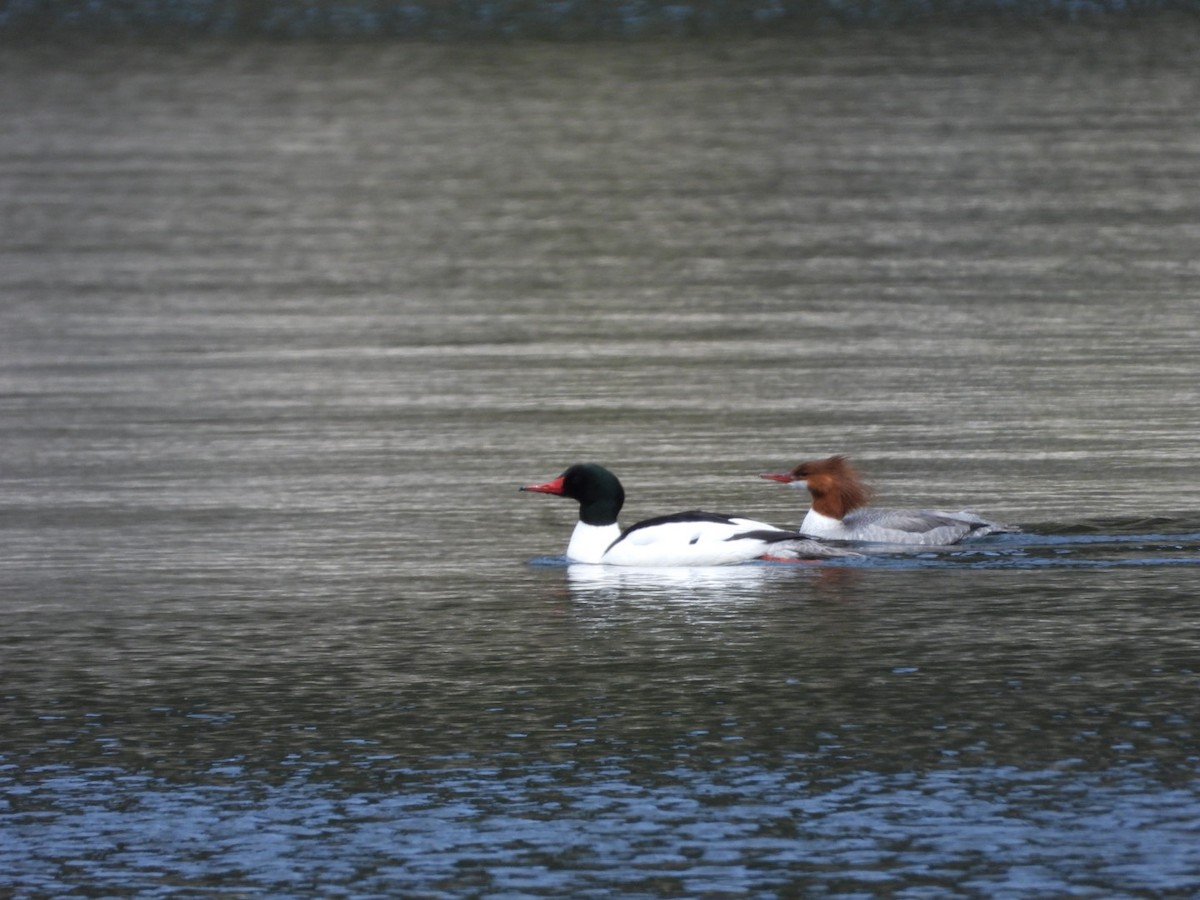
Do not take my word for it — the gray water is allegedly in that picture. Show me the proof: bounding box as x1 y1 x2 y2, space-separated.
3 25 1200 898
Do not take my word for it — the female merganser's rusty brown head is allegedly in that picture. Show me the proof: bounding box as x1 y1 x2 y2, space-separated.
761 455 874 521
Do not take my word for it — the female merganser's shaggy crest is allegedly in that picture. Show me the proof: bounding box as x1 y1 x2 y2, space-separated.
761 455 1018 546
522 463 854 565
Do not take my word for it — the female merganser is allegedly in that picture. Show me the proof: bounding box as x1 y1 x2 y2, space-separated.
760 455 1018 546
521 463 855 566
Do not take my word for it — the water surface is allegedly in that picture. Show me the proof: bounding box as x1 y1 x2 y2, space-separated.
2 25 1199 897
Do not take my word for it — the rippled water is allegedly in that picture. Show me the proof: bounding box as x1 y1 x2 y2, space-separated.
3 25 1200 897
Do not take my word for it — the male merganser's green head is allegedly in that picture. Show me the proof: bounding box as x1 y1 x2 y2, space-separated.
520 463 625 526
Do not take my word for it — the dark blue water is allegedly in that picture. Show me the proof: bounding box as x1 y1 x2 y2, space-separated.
5 762 1198 896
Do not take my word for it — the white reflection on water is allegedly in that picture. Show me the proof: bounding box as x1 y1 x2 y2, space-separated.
566 561 795 600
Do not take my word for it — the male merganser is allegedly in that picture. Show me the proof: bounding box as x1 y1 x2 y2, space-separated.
521 463 855 565
760 455 1018 546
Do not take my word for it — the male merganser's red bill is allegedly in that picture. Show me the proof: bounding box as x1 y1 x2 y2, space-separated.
521 463 855 566
761 454 1018 546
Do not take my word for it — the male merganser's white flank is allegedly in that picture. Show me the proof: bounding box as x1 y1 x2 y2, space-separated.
521 463 855 565
761 455 1018 546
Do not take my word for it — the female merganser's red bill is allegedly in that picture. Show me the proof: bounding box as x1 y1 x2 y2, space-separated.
521 463 855 566
761 454 1019 546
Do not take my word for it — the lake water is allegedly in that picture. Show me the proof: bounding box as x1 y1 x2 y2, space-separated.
2 23 1200 898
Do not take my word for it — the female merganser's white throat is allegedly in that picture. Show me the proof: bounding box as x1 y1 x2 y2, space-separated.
521 463 855 566
761 454 1018 546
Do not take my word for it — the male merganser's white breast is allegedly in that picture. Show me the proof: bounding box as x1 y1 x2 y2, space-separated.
566 521 622 564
